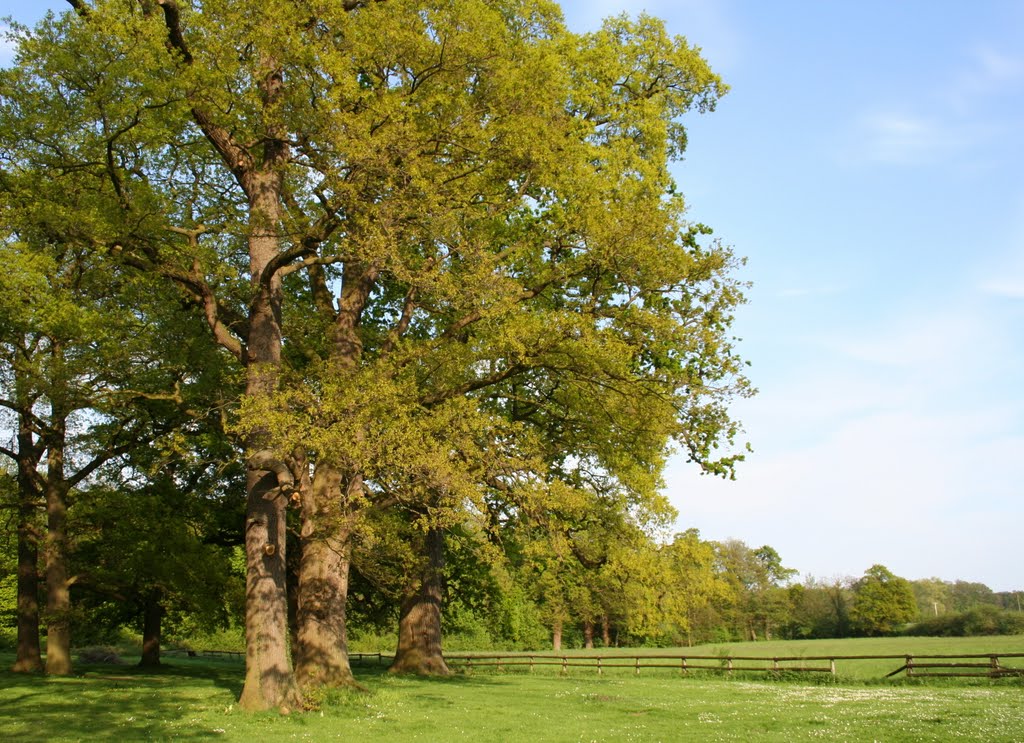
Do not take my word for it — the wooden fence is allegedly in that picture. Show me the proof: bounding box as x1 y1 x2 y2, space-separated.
351 651 1024 680
199 650 1024 680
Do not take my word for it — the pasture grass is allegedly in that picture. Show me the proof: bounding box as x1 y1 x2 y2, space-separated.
0 637 1022 742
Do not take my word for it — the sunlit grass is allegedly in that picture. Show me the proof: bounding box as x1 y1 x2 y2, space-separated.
1 639 1022 742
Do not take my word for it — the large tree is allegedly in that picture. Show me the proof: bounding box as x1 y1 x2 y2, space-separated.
850 564 917 636
2 0 748 706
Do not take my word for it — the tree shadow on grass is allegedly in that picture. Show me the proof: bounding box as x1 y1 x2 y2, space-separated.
354 662 511 687
0 658 243 740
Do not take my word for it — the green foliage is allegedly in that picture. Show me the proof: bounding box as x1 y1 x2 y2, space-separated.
850 565 918 637
904 605 1024 637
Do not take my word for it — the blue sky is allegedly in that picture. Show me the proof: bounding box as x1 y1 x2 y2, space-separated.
4 1 1022 591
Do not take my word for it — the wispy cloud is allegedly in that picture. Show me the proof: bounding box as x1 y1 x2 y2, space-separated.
945 44 1024 111
979 277 1024 299
842 44 1023 167
776 285 845 299
847 112 966 166
665 284 1024 590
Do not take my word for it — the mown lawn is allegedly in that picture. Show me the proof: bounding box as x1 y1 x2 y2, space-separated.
1 637 1022 742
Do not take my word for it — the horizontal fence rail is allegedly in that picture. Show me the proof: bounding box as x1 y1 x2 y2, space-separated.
437 652 1024 680
191 650 1024 680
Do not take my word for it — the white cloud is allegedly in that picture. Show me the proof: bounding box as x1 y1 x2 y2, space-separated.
973 46 1024 83
944 45 1024 112
979 277 1024 299
666 402 1024 590
776 285 845 299
663 283 1024 591
841 43 1023 167
848 112 966 166
820 307 991 369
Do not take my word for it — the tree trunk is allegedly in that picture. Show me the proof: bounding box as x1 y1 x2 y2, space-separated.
601 615 611 648
552 620 562 651
293 464 355 689
236 165 302 712
43 481 72 676
139 590 164 668
390 528 449 676
12 503 42 673
43 403 71 677
11 374 43 673
238 461 300 711
292 262 377 689
583 619 594 649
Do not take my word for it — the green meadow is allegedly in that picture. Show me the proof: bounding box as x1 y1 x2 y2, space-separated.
2 637 1022 742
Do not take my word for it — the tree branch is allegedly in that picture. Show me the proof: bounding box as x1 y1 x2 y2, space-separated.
379 287 418 357
114 235 248 363
248 450 297 496
154 0 193 64
65 0 90 18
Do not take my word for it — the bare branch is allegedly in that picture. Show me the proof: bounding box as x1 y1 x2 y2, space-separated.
422 363 527 407
277 253 348 279
379 288 418 357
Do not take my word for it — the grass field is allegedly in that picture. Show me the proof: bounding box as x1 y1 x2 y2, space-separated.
1 637 1022 742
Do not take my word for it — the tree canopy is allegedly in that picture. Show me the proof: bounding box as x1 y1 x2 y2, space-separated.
1 0 755 711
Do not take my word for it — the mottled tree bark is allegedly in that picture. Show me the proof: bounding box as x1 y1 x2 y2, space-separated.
292 262 377 689
583 619 594 650
389 528 449 676
238 461 300 711
601 615 611 648
237 167 301 712
293 465 355 689
552 620 563 651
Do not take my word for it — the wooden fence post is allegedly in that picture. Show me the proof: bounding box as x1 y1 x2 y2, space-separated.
597 657 603 676
830 658 836 678
635 657 640 676
562 656 567 674
906 655 914 677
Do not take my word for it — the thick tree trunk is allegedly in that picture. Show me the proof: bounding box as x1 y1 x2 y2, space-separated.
292 262 377 689
583 619 594 649
237 174 301 712
601 615 611 648
12 505 42 673
239 461 300 711
42 403 71 678
293 464 355 689
12 384 43 673
139 590 163 668
552 620 562 651
390 528 449 676
43 478 72 676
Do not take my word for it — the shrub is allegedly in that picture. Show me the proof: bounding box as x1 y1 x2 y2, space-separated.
904 605 1024 637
